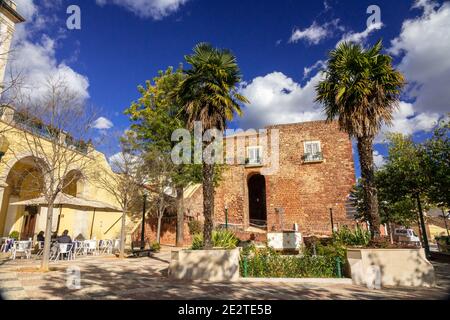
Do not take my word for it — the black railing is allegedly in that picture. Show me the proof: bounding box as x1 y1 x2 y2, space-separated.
10 110 89 154
245 157 263 166
302 152 324 163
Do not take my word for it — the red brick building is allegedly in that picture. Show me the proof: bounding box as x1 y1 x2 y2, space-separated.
187 120 357 240
136 120 357 246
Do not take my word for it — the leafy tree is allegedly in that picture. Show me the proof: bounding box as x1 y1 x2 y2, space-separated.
350 177 417 229
176 43 249 248
420 116 450 208
125 66 200 247
143 148 175 244
94 138 145 258
316 41 405 238
378 133 431 255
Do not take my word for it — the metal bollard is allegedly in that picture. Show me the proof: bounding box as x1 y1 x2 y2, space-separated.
335 257 342 278
243 256 248 278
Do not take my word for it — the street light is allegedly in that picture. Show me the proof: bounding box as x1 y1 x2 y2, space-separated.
442 208 450 238
224 205 229 230
0 135 10 161
141 192 148 250
329 208 334 234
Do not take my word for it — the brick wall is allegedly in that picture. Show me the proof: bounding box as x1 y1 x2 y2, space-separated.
211 120 357 237
133 217 193 247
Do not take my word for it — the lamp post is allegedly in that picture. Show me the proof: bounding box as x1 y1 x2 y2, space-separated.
0 135 10 161
141 193 147 250
329 208 335 234
442 208 450 238
224 205 229 230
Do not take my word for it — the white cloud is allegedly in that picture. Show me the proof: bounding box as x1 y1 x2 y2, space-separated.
303 60 325 78
289 22 329 45
13 0 38 20
4 0 89 103
289 20 341 45
373 150 386 168
337 22 383 45
108 152 142 173
238 72 325 129
412 0 439 16
95 0 188 20
93 117 114 130
389 1 450 114
376 101 440 142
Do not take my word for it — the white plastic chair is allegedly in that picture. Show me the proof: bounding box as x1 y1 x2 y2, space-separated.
52 243 74 261
73 241 85 257
11 241 32 260
84 240 97 255
99 240 113 255
0 238 9 253
35 241 45 257
113 239 121 253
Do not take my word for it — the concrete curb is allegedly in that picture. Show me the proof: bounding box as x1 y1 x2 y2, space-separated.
238 277 353 285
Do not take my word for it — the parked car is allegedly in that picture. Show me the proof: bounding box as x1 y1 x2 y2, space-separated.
393 229 421 246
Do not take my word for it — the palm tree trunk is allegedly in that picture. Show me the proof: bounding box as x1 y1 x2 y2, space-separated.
119 207 127 259
202 163 215 249
357 135 381 238
176 186 185 247
41 203 54 272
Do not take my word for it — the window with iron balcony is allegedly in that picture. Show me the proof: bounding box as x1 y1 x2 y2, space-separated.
303 141 324 163
246 146 263 166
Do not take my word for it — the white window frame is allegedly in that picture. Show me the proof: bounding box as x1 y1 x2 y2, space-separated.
303 141 323 162
247 146 263 165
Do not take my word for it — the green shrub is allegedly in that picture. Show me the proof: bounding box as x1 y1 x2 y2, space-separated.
9 231 20 240
188 220 203 235
191 230 239 250
150 242 161 252
332 226 370 247
240 247 338 278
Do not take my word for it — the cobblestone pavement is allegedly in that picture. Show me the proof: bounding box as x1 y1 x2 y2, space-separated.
1 249 449 300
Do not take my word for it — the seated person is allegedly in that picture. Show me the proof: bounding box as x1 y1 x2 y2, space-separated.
75 233 85 241
57 230 72 244
37 231 45 242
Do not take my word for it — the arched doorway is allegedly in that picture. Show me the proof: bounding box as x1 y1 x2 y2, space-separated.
0 156 45 239
248 174 267 228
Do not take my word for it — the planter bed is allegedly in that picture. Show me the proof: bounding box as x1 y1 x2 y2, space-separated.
346 248 436 287
168 248 240 282
239 277 352 284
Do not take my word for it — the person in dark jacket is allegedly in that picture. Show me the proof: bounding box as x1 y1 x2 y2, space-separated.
57 230 72 244
37 231 45 242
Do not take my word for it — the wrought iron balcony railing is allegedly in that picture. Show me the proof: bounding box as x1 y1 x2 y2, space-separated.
302 152 324 163
8 108 89 154
245 157 263 166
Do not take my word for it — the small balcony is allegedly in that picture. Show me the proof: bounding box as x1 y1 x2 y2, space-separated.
1 106 90 155
302 152 324 163
245 157 263 167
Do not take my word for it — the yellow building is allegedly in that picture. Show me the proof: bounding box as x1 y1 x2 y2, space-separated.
0 1 138 243
0 105 128 241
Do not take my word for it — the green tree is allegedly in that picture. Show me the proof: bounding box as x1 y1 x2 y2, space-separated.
420 116 450 208
316 41 405 238
125 66 200 247
350 176 417 229
176 43 249 248
379 133 431 255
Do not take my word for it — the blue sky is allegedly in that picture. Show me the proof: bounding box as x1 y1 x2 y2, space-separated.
6 0 450 177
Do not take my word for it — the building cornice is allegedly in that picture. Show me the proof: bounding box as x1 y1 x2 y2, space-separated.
0 0 26 24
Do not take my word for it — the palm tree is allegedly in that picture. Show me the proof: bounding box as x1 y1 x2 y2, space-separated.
316 40 405 238
177 43 249 248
